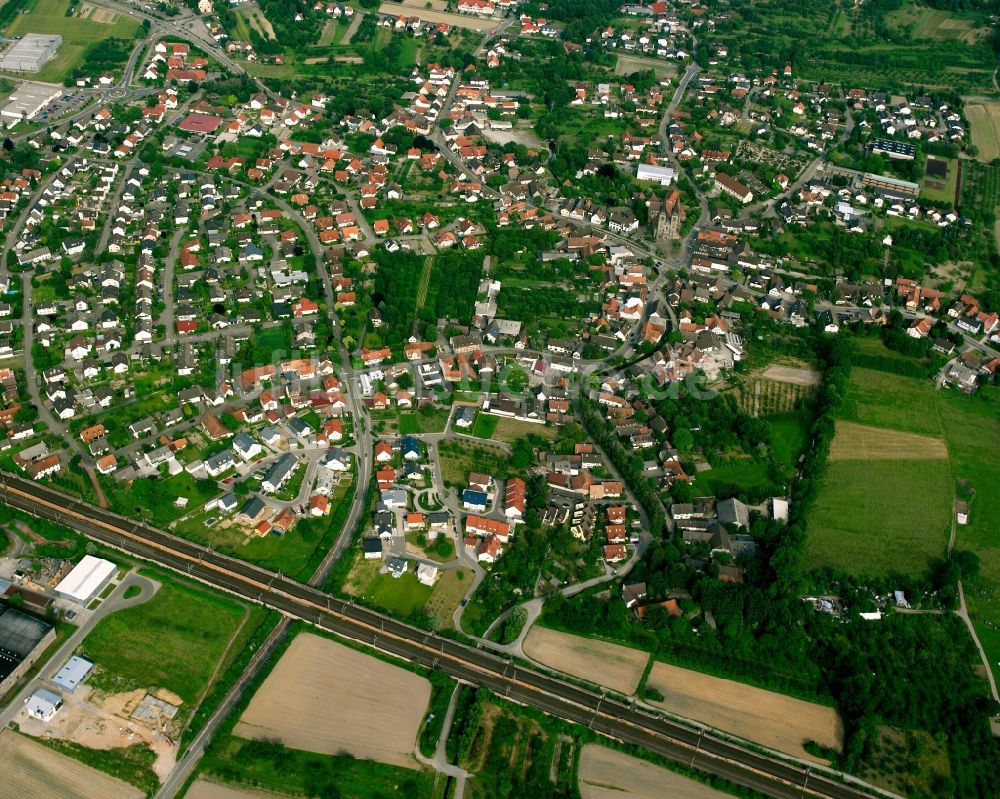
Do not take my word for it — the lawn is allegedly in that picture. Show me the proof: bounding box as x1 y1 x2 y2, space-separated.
3 0 140 82
920 157 959 204
839 367 943 436
176 478 355 580
342 553 432 618
102 472 220 528
470 412 498 439
341 550 468 628
398 406 450 434
80 575 251 712
490 416 557 444
693 457 781 497
767 412 810 475
804 458 952 576
438 439 511 487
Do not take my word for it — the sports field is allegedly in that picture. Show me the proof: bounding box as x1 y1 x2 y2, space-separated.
0 730 143 799
578 745 733 799
235 633 430 767
644 662 843 762
523 626 649 695
3 0 140 81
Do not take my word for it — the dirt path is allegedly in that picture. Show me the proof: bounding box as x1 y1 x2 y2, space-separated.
340 11 365 45
86 465 109 508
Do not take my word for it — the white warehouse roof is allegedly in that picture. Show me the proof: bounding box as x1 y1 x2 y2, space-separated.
54 556 117 604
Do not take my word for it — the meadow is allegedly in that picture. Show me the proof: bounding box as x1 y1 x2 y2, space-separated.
80 575 257 713
805 457 952 576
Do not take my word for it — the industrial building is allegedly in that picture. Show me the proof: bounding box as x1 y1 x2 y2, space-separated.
0 34 62 72
25 688 62 722
0 82 62 127
54 555 117 605
52 655 94 693
0 604 56 696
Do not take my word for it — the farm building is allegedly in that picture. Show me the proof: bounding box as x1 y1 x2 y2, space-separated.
0 34 62 72
54 556 117 605
52 656 94 693
0 604 56 696
24 688 62 722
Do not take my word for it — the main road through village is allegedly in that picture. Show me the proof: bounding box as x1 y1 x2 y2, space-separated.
0 471 892 799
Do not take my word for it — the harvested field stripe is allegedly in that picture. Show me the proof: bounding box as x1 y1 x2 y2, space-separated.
644 662 843 763
235 633 430 768
522 626 649 695
829 421 948 461
0 730 143 799
579 744 733 799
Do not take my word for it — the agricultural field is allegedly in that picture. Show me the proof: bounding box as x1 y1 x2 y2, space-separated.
3 0 140 81
240 6 275 40
829 421 948 461
489 416 557 443
186 782 291 799
805 457 952 576
644 662 844 762
732 377 813 417
838 367 944 436
965 99 1000 163
522 626 649 695
0 730 143 799
578 745 733 799
885 2 990 45
235 633 431 767
80 575 257 717
614 54 678 79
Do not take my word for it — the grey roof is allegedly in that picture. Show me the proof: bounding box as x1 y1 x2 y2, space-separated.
717 498 749 529
52 656 93 692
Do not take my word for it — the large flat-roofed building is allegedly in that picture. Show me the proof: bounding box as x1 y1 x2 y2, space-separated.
52 655 94 693
54 555 117 605
0 34 62 72
0 82 62 127
862 171 920 198
0 603 56 696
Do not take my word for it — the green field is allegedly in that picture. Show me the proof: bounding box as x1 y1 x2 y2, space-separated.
768 412 810 474
3 0 141 81
937 387 1000 688
805 458 952 575
80 575 254 712
809 366 1000 685
838 367 943 436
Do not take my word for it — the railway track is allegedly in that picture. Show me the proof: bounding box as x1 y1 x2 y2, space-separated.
0 473 892 799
